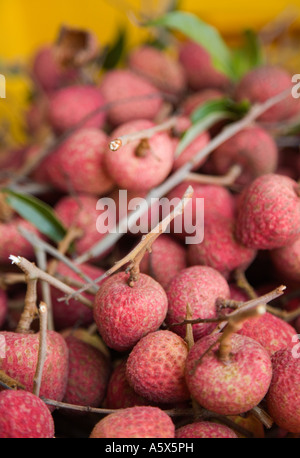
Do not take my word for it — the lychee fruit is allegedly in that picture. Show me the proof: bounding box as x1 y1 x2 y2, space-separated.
175 421 238 438
139 234 187 290
93 272 168 352
266 348 300 432
48 85 106 133
185 333 272 415
235 174 300 250
270 234 300 282
128 45 186 96
0 330 69 403
99 69 163 126
126 330 190 404
63 335 111 407
187 214 256 278
89 406 175 438
0 289 8 329
234 65 300 122
237 312 297 355
172 130 210 171
211 126 278 186
0 390 55 438
46 127 114 195
49 261 105 330
104 119 174 192
166 265 230 340
0 218 39 264
179 41 230 91
181 89 225 116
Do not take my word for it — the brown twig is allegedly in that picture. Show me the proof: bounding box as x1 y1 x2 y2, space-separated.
9 255 93 309
15 271 38 334
34 246 54 331
0 371 25 390
47 226 83 276
234 268 257 300
33 302 48 397
184 303 194 351
185 164 242 187
251 405 273 429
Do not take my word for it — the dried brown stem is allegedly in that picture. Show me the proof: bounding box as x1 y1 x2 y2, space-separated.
251 405 274 429
34 246 54 331
186 164 242 187
33 302 48 397
0 371 25 390
234 269 257 300
47 226 83 277
9 255 93 309
16 273 38 334
184 303 194 351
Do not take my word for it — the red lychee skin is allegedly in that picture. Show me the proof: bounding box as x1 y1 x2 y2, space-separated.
212 126 278 186
0 219 39 264
0 289 8 329
99 69 163 126
187 214 256 279
93 272 168 352
128 45 186 96
63 335 111 407
181 89 224 116
266 348 300 433
179 41 230 91
139 235 187 290
31 46 78 93
234 66 300 122
50 262 105 330
46 128 114 195
167 181 235 241
166 266 230 341
235 174 300 250
105 119 174 192
89 406 175 438
0 390 55 438
172 130 210 171
185 333 272 415
238 312 297 356
104 359 152 409
229 284 249 302
54 194 113 258
175 421 238 438
270 234 300 282
48 85 106 133
0 330 69 404
126 330 190 404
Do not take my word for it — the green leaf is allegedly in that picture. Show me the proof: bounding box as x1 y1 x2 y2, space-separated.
3 189 67 243
102 27 127 70
147 11 235 79
232 29 264 79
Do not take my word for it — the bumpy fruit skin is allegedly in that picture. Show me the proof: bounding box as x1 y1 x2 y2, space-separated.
0 390 55 438
93 272 168 352
235 66 300 122
89 406 175 438
175 421 238 438
105 120 174 192
187 214 256 278
0 331 68 403
179 41 230 91
139 235 187 290
104 359 152 409
172 131 210 171
235 174 300 250
50 262 105 330
212 126 278 186
32 46 77 93
238 312 297 355
100 69 163 126
167 181 235 241
63 335 111 407
185 333 272 415
126 330 190 404
271 234 300 282
0 219 39 264
0 289 8 329
128 45 186 95
48 85 106 133
166 266 230 340
54 194 113 258
266 348 300 433
47 128 114 195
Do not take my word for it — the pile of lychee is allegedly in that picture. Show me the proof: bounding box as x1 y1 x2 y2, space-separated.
0 19 300 439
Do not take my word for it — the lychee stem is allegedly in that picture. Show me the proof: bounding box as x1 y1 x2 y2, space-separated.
234 268 257 300
10 255 93 308
251 405 273 429
0 371 25 390
34 246 54 331
184 303 194 350
47 226 83 277
186 164 242 187
75 87 292 265
33 302 48 397
16 272 38 334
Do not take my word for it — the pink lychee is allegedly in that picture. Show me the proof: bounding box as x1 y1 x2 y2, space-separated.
181 89 225 116
0 289 8 329
172 130 210 171
175 421 238 438
271 234 300 282
0 219 40 264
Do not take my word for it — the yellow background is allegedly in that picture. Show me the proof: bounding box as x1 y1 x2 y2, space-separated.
0 0 300 61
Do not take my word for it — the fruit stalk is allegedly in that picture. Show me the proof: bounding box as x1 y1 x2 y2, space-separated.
33 302 48 397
